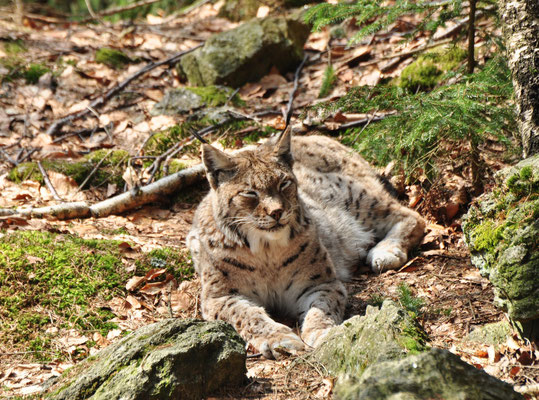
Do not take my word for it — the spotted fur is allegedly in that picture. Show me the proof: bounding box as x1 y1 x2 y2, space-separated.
187 129 425 358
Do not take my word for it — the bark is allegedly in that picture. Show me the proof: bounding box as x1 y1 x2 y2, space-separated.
498 0 539 157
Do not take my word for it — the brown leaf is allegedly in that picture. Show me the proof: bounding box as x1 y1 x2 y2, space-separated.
139 280 168 295
144 268 167 281
126 276 146 291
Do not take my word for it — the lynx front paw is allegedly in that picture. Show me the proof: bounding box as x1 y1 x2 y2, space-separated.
254 332 305 359
303 327 331 348
367 241 407 273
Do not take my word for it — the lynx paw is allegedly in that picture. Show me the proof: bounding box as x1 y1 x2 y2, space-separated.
254 332 305 359
303 328 331 348
367 241 407 273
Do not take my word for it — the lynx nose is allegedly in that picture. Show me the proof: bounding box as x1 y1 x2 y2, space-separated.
269 208 283 221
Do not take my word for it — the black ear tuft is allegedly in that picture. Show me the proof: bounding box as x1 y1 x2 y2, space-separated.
201 144 236 189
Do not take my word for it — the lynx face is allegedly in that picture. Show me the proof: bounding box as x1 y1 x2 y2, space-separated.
202 141 303 252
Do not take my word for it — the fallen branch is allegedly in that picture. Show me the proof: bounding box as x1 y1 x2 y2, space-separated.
45 44 203 136
37 161 63 202
285 54 309 128
0 164 205 220
81 0 161 22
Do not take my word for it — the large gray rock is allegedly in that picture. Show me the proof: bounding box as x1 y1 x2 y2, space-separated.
179 17 310 87
463 154 539 338
47 319 246 400
338 348 523 400
313 300 426 379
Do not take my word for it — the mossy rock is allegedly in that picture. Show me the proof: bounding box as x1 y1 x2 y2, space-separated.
398 46 467 91
313 300 427 394
338 348 523 400
462 154 539 330
179 16 310 87
150 86 243 116
8 150 129 189
95 48 134 69
465 320 513 347
46 319 246 400
218 0 261 21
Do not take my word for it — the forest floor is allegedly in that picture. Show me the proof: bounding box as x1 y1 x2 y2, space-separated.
0 2 537 399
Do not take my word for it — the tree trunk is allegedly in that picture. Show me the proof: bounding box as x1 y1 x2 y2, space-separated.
498 0 539 158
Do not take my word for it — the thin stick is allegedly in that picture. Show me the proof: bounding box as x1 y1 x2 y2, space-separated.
37 161 63 202
81 0 160 22
361 38 453 68
77 150 113 192
46 44 203 136
285 54 309 128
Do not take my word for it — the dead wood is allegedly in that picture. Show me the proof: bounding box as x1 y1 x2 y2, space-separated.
81 0 161 22
37 161 63 202
0 164 205 220
285 54 309 128
45 44 203 136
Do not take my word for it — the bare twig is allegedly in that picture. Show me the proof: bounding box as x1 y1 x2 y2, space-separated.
285 54 309 128
77 149 113 192
361 38 453 69
81 0 160 22
46 44 203 136
37 161 63 202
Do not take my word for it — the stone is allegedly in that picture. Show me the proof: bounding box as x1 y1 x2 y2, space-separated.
465 320 512 346
313 300 426 386
179 17 310 87
150 86 240 116
337 348 523 400
462 154 539 339
46 319 246 400
150 88 203 115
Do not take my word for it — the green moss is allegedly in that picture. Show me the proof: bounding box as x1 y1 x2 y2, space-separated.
168 159 188 174
8 149 128 189
24 63 50 84
3 39 27 54
398 46 467 92
185 85 245 107
0 57 50 84
95 48 133 69
135 247 194 281
0 231 128 361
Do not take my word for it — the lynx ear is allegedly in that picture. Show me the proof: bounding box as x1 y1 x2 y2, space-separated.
273 126 293 166
201 144 236 189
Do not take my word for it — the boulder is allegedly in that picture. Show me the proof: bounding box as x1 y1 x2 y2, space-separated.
179 17 310 87
463 154 539 339
46 319 246 400
313 300 427 381
338 348 523 400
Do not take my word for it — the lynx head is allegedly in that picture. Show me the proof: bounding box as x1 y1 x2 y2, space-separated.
201 128 303 251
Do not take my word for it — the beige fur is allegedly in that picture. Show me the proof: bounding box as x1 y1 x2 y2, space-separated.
187 130 425 358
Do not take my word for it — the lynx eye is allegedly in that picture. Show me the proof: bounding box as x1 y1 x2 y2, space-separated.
279 180 292 191
241 191 258 198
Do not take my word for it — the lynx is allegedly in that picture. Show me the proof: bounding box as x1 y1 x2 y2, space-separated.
187 129 425 358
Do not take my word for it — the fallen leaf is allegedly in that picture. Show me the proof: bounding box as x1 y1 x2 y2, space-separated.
126 276 146 291
144 268 167 281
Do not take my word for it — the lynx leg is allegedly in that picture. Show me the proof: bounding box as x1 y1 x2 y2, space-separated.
297 280 347 348
204 296 305 359
367 210 425 273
